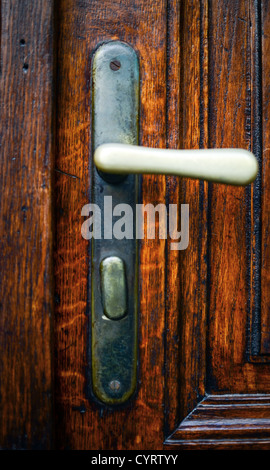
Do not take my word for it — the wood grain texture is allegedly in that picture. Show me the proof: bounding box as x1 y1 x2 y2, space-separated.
164 0 181 437
2 0 270 450
176 0 208 424
207 0 270 392
167 0 270 450
260 0 270 356
165 394 270 450
53 0 270 450
0 0 54 449
54 0 168 450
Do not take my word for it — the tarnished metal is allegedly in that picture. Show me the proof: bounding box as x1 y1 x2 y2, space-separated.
100 256 127 320
91 41 139 405
92 41 139 184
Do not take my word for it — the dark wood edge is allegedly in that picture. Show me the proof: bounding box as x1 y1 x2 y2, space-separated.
164 438 270 450
164 394 270 449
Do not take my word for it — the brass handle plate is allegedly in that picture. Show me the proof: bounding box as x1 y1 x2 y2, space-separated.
90 41 139 405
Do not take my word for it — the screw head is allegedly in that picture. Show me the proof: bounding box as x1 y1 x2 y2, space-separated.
110 60 121 71
109 380 121 392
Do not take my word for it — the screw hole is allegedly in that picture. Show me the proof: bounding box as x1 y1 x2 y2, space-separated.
20 39 26 46
110 60 121 71
23 63 29 72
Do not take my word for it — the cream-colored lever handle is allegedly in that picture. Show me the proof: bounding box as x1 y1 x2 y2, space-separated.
94 143 258 186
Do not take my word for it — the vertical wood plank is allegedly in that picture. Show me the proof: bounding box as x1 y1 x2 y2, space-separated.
54 0 168 450
260 0 270 356
207 0 251 390
0 0 54 449
164 0 181 436
177 0 208 422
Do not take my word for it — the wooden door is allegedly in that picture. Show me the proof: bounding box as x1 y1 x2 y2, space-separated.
1 0 270 450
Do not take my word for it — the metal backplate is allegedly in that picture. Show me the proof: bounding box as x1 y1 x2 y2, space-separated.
91 41 139 405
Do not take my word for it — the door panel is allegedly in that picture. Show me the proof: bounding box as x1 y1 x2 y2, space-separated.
207 0 270 386
1 0 270 450
166 0 270 449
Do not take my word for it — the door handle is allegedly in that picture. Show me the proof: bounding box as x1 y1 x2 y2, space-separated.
89 40 258 407
94 143 258 186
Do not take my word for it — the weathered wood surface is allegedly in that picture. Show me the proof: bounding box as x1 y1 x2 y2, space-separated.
261 0 270 357
0 0 54 449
